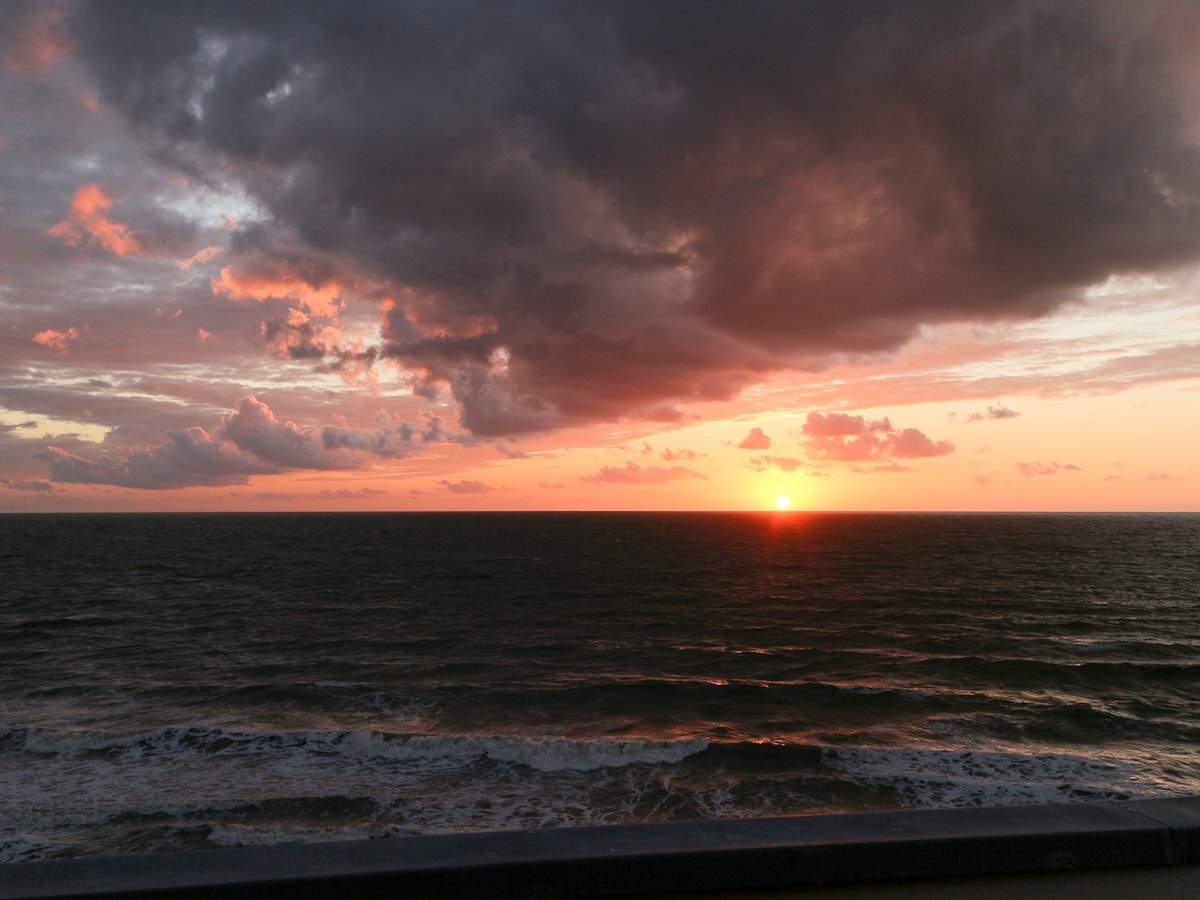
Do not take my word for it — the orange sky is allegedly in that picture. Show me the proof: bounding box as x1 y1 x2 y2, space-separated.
1 2 1198 512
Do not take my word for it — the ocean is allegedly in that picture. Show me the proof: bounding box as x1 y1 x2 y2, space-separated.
2 511 1198 863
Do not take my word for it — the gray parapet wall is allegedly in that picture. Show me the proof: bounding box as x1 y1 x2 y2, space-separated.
4 797 1200 899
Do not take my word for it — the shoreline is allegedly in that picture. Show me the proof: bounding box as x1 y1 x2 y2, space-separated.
4 796 1200 898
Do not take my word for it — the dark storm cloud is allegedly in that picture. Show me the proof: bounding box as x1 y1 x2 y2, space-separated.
68 0 1200 435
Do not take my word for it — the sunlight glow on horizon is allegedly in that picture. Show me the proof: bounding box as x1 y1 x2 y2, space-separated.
1 2 1198 514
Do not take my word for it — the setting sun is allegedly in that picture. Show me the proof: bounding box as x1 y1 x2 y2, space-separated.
774 495 791 510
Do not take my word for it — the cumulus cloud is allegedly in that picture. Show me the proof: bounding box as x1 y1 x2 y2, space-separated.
61 0 1200 437
737 427 771 450
36 429 275 489
579 461 708 485
802 411 954 463
35 395 458 489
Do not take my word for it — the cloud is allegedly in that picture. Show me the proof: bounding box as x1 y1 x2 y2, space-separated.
181 246 220 270
967 404 1021 422
579 461 708 485
47 183 143 256
802 412 953 463
32 327 83 352
800 412 895 438
750 456 804 473
2 3 69 73
1016 461 1083 476
61 1 1200 437
495 442 528 459
34 395 457 489
437 479 495 494
737 427 771 450
0 478 54 492
212 258 342 319
36 430 275 489
661 447 697 461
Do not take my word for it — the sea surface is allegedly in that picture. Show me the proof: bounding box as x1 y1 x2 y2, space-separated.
2 511 1198 863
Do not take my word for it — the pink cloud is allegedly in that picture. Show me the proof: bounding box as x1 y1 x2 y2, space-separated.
886 428 955 459
737 427 771 450
802 412 893 437
802 412 953 463
750 456 804 472
47 184 142 256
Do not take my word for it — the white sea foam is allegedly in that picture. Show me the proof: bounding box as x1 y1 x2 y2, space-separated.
350 731 710 772
821 745 1169 808
206 821 415 848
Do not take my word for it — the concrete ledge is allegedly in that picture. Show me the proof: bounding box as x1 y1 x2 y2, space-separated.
4 797 1200 899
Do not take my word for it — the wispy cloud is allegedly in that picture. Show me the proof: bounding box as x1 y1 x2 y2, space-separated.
579 462 708 486
1016 461 1084 476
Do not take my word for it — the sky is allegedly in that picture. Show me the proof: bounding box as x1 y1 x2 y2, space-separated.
2 0 1199 513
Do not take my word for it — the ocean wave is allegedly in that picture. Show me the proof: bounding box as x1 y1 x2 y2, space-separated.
5 723 708 773
351 732 709 771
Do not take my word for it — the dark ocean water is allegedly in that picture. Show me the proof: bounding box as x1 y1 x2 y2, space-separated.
2 511 1198 863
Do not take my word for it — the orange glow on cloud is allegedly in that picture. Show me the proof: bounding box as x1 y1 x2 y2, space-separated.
32 327 82 352
5 6 69 73
212 265 342 318
180 246 220 270
47 184 142 256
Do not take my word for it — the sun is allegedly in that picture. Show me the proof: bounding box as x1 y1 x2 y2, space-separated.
774 494 791 510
